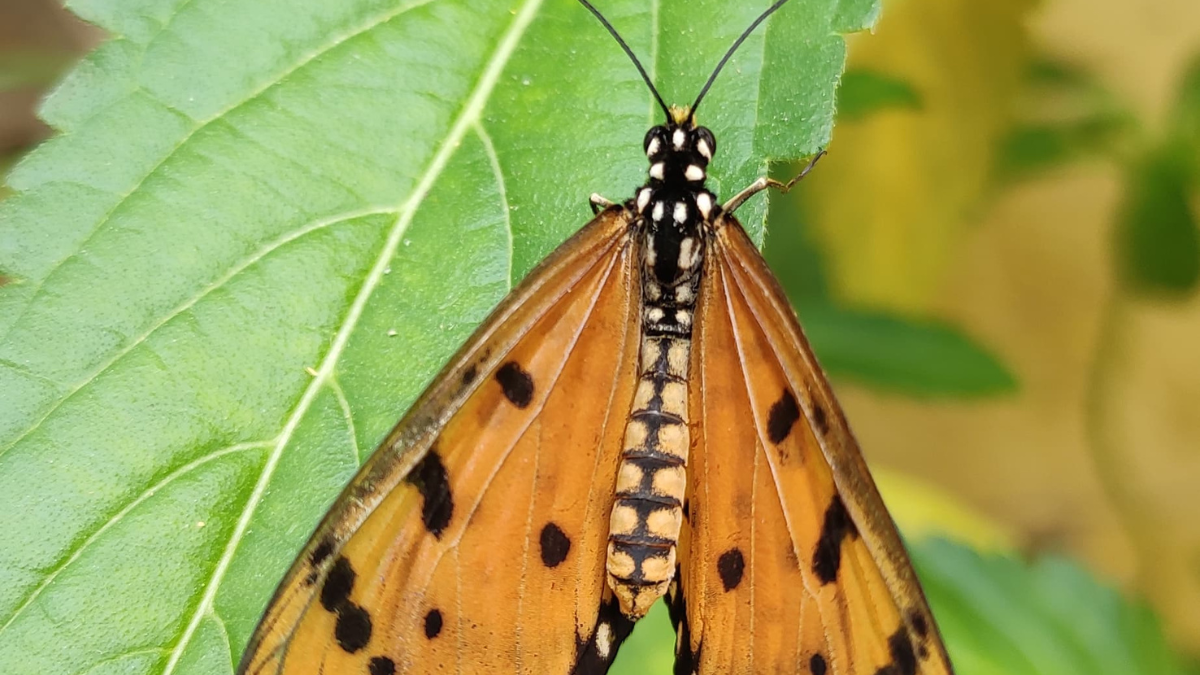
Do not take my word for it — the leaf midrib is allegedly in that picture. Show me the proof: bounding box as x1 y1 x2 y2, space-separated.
157 1 543 672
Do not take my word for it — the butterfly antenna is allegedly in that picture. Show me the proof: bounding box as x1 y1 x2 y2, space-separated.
690 0 793 120
577 0 672 120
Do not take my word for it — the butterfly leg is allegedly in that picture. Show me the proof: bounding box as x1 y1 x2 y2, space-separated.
590 193 617 214
722 149 827 213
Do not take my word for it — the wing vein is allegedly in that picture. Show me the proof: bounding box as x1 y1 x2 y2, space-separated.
575 244 638 624
717 250 817 602
514 417 543 670
414 245 625 600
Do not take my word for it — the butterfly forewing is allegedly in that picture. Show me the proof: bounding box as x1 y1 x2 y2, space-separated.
669 214 953 674
239 208 644 675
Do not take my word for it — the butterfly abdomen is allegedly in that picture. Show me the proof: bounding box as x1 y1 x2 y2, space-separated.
606 286 698 619
607 113 715 619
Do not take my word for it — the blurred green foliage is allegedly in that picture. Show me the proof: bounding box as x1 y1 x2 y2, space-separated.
837 68 924 121
994 59 1134 182
915 539 1193 675
997 53 1200 300
1116 147 1200 296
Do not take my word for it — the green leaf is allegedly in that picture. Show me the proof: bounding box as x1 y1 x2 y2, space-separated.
914 538 1192 675
836 68 923 121
1115 147 1200 297
798 302 1019 397
1170 51 1200 176
610 602 675 674
0 0 878 673
995 116 1127 180
994 58 1133 181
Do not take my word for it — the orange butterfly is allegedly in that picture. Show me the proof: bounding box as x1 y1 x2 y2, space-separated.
237 1 955 673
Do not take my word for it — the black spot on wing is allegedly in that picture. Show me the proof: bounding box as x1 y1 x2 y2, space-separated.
717 548 745 591
766 389 800 444
908 608 930 640
368 656 396 675
572 596 635 674
812 495 858 584
405 449 454 538
310 537 335 568
874 628 918 675
320 556 356 612
461 363 479 389
539 522 572 568
496 361 535 408
334 603 372 653
810 653 828 675
424 608 444 639
811 398 829 436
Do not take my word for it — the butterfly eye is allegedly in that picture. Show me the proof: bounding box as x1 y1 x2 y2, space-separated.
644 126 668 158
695 127 716 162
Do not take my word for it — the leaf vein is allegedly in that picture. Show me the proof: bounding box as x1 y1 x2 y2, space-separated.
472 121 514 289
0 208 397 460
155 2 546 672
0 440 271 636
0 0 438 357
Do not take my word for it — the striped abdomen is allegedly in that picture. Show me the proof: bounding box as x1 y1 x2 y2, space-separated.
607 250 701 618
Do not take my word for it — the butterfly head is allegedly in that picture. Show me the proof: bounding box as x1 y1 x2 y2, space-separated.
643 107 716 189
634 107 716 287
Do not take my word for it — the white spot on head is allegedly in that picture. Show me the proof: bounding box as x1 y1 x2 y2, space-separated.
646 136 661 158
649 162 665 180
637 188 652 212
652 201 665 222
685 165 705 182
596 622 613 660
673 128 687 149
695 192 713 219
673 201 688 224
697 137 713 160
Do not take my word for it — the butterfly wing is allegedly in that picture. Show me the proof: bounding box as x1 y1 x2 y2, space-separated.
238 206 643 675
672 213 954 674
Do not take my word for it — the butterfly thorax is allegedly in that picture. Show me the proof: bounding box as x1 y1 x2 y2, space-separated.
607 110 717 618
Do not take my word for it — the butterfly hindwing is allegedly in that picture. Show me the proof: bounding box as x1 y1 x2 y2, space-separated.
671 214 954 675
238 207 642 675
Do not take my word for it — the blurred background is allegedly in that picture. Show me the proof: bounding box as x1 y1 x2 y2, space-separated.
2 0 1198 669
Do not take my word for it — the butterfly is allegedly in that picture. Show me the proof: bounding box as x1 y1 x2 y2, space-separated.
236 1 955 673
